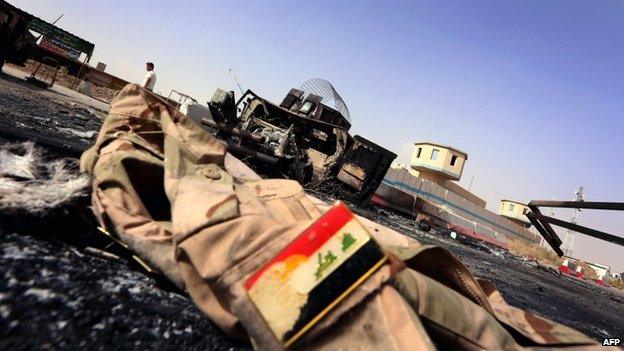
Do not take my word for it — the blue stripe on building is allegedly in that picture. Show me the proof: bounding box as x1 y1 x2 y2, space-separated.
382 179 535 242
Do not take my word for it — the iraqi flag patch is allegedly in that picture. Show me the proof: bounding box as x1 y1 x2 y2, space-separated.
245 202 387 347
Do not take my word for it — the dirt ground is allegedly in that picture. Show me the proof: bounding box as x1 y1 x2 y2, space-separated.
0 66 107 156
1 69 623 349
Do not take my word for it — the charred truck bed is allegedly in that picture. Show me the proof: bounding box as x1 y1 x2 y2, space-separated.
200 79 396 204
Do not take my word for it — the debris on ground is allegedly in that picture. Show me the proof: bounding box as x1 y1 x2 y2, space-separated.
0 232 251 350
0 142 90 215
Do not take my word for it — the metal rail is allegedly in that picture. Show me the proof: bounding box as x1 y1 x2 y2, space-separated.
526 200 624 256
529 201 624 211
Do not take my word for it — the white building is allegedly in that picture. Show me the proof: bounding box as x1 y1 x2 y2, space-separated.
587 262 611 280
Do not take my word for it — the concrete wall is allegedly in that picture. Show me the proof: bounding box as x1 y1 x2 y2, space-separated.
381 167 540 246
86 67 130 90
444 180 487 208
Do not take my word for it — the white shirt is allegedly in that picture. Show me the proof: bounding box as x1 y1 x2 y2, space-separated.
142 71 156 91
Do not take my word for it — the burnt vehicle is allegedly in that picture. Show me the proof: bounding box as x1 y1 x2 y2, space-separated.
201 78 396 203
0 1 34 69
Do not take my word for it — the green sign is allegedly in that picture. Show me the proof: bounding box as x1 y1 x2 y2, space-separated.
28 17 94 56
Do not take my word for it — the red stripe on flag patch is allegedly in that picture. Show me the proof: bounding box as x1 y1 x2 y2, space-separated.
245 202 354 290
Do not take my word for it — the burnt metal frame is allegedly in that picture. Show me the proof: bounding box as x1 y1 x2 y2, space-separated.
526 200 624 256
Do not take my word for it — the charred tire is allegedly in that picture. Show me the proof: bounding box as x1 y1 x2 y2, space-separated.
417 219 431 232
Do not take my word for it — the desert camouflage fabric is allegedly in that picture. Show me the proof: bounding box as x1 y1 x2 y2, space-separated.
81 84 609 350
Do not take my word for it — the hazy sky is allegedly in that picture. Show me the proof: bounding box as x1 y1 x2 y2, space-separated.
11 0 624 272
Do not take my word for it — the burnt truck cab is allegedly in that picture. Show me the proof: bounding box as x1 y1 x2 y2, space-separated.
203 79 396 203
0 2 33 68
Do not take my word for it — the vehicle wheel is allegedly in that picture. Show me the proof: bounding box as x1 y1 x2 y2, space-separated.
418 219 431 232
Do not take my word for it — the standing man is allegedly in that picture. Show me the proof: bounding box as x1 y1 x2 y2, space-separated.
141 62 156 91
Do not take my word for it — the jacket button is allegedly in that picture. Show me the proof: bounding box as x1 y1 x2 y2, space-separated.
203 167 222 180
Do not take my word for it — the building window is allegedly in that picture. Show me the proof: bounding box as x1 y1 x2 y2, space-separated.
416 147 422 158
299 101 315 114
509 204 515 212
430 149 440 160
450 155 458 166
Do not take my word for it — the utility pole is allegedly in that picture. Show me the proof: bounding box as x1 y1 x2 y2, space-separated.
561 186 584 257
